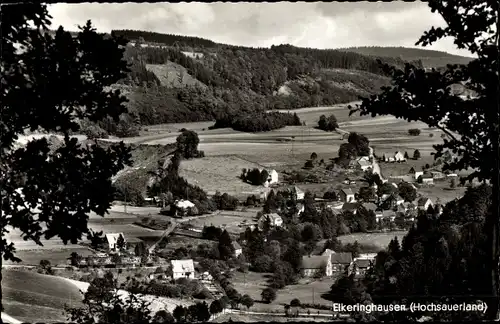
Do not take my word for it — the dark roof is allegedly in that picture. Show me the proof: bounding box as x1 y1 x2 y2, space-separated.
331 252 353 264
301 255 327 269
342 202 358 211
354 259 372 268
362 203 377 211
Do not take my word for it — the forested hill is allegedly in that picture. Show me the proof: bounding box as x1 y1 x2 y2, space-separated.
80 30 438 137
338 46 473 68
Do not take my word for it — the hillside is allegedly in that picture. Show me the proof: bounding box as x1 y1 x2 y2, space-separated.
2 269 83 323
339 46 473 68
68 30 474 138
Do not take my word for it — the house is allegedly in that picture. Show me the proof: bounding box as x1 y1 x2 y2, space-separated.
322 249 335 257
300 255 332 277
375 210 384 222
388 157 395 163
431 171 445 179
382 210 397 222
293 186 305 200
357 159 372 171
417 197 434 211
171 259 195 280
266 169 279 185
352 259 373 276
331 252 353 273
327 202 344 210
296 203 305 214
409 167 424 180
170 199 197 217
105 233 126 252
232 241 243 257
361 202 378 212
421 174 434 184
342 202 358 215
394 151 406 162
258 213 283 230
357 253 378 261
339 188 355 203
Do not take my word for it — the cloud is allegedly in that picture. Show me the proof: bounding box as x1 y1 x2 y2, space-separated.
47 2 473 57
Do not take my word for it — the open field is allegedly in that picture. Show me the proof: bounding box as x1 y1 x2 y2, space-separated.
2 269 83 323
4 247 95 266
186 210 258 234
179 155 268 197
213 313 334 322
418 181 466 203
231 272 335 310
338 231 407 250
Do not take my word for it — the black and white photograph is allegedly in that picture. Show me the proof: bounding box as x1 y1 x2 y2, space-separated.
1 1 498 323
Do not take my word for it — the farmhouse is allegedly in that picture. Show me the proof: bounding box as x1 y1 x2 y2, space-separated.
293 186 305 200
105 233 126 252
418 197 434 211
375 210 384 222
339 188 355 203
261 169 279 186
171 259 195 280
232 241 243 257
352 259 373 276
420 174 434 184
409 167 424 181
357 159 372 171
331 252 353 273
258 213 283 230
394 151 406 162
431 171 445 179
342 202 358 215
300 255 332 277
382 210 397 222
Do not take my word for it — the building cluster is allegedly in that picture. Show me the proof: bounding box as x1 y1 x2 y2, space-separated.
300 250 378 279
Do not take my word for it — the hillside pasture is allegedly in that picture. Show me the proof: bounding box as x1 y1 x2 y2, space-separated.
2 269 83 323
4 247 95 266
186 210 257 234
87 223 164 238
338 231 407 250
178 155 268 197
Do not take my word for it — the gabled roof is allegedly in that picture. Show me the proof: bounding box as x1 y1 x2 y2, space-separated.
362 202 377 211
342 202 358 211
341 188 354 195
171 259 195 273
422 173 434 179
175 199 195 208
331 252 353 264
354 259 372 268
418 197 432 206
232 241 242 250
105 233 125 246
293 186 304 194
357 160 371 167
301 255 328 269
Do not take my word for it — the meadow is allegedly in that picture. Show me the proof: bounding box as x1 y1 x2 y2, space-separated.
337 231 408 250
4 247 95 266
186 209 259 234
2 269 83 323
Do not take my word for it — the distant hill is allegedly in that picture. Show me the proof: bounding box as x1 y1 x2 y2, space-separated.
338 46 474 68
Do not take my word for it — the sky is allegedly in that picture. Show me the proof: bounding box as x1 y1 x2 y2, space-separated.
48 2 474 58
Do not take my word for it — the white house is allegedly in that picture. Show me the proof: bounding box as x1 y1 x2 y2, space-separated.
175 199 195 209
232 241 243 257
394 151 406 162
105 233 126 252
258 213 283 230
300 255 332 277
357 159 372 171
171 259 195 280
339 188 355 203
267 169 279 185
418 197 434 211
292 186 305 200
421 174 434 184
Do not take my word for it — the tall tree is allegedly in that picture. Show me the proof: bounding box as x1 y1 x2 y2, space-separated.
218 229 235 260
1 3 132 311
350 0 499 318
176 130 200 159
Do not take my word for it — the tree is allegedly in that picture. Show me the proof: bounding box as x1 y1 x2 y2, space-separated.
116 234 126 251
290 298 301 307
176 130 200 159
38 259 53 275
261 287 277 304
348 132 370 156
408 128 421 136
260 169 270 185
349 0 499 318
210 299 224 315
404 151 410 159
398 182 417 202
173 305 187 322
218 230 235 260
153 310 174 323
69 252 82 267
310 152 318 161
358 187 376 202
240 294 254 310
413 149 421 160
450 178 457 189
1 3 132 312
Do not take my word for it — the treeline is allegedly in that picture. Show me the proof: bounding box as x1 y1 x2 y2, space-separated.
112 29 219 48
211 111 301 132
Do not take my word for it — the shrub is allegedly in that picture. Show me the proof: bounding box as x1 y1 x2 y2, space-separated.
408 128 421 136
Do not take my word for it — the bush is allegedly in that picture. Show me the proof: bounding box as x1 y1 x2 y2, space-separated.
408 128 421 136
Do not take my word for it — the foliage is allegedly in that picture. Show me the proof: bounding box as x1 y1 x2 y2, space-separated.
398 182 417 202
317 114 339 131
408 128 421 136
350 0 499 319
261 287 277 304
218 230 235 261
241 168 269 186
176 130 203 159
413 149 421 160
212 111 301 132
212 191 239 210
0 4 133 313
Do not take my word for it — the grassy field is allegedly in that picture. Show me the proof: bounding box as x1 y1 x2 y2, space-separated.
179 155 268 197
2 269 83 323
231 272 335 310
213 313 333 322
186 209 259 234
4 247 95 266
338 231 407 250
